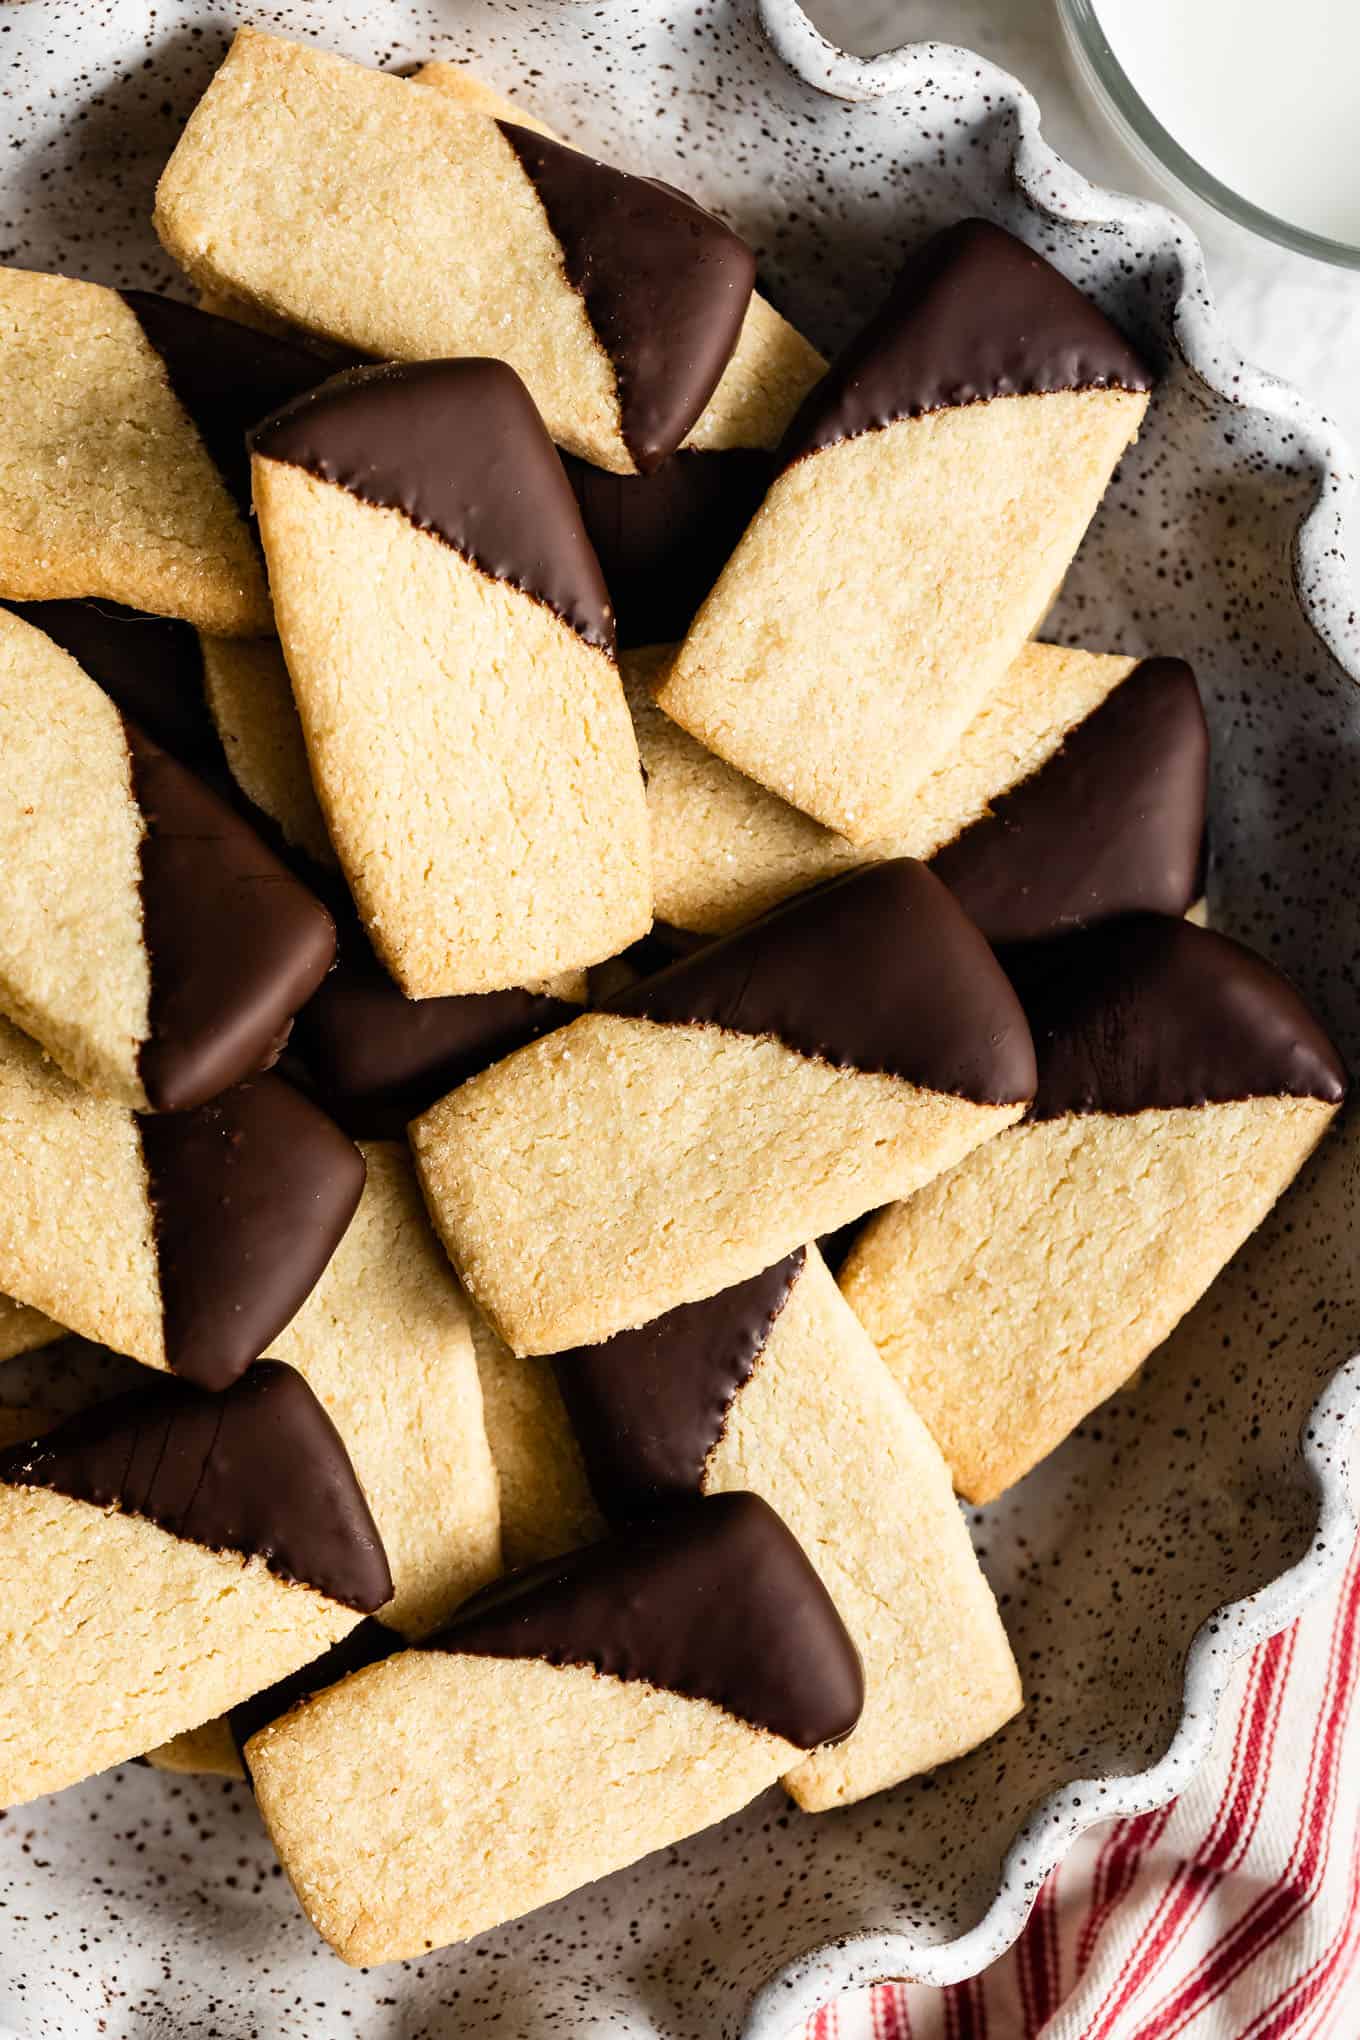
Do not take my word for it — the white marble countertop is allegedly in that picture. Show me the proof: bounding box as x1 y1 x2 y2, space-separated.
807 0 1360 463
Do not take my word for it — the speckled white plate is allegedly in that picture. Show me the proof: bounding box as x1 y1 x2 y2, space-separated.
2 3 1360 2035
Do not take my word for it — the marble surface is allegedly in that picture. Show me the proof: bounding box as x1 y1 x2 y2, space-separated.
806 0 1360 471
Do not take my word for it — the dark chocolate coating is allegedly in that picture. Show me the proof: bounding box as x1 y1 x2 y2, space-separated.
433 1490 863 1750
230 1616 403 1759
0 1361 391 1611
930 658 1210 945
124 721 337 1113
781 217 1152 466
604 859 1037 1106
553 1251 806 1517
1023 915 1348 1121
250 358 615 651
294 903 577 1138
561 447 772 646
120 292 334 516
138 1075 366 1391
2 599 221 772
497 124 756 474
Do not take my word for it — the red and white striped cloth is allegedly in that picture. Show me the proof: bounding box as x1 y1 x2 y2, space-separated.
798 1545 1360 2040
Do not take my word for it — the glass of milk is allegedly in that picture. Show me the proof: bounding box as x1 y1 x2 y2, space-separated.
1057 0 1360 269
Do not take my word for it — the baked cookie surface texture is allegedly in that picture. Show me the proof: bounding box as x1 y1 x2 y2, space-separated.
0 1362 390 1806
252 357 651 997
155 29 756 474
412 858 1035 1354
554 1245 1021 1808
0 270 329 632
0 603 336 1111
656 218 1152 843
246 1492 861 1962
841 916 1348 1502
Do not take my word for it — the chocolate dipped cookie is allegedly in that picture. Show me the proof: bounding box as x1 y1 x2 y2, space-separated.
156 29 757 475
0 604 336 1111
0 269 328 632
841 917 1347 1502
656 219 1152 843
631 644 1207 941
246 1492 862 1963
0 1362 390 1806
0 1024 364 1389
555 1245 1020 1809
251 357 651 997
408 57 825 464
411 859 1036 1355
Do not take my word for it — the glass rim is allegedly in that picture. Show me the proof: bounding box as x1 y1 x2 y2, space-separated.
1056 0 1360 272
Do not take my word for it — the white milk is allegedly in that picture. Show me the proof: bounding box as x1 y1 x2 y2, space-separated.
1094 0 1360 245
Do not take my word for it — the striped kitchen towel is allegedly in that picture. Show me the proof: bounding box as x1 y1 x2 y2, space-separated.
800 1542 1360 2039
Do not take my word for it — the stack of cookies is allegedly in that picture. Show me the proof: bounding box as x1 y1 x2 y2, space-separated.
0 28 1345 1970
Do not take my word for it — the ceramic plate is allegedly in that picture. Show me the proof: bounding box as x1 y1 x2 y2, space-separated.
1 3 1359 2034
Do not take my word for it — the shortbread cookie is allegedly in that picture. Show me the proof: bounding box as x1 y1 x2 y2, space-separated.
412 860 1035 1354
0 1023 364 1387
191 634 587 1130
145 1717 245 1780
410 63 826 457
296 902 584 1139
554 1247 1019 1809
0 269 328 633
4 599 223 776
202 47 824 468
0 605 336 1110
271 1141 501 1637
632 644 1206 939
156 29 756 474
252 357 651 995
469 1307 603 1568
0 1361 390 1806
0 1294 60 1362
151 1151 502 1777
247 1492 862 1962
656 219 1152 843
410 59 559 139
929 656 1208 943
842 917 1347 1502
197 633 337 869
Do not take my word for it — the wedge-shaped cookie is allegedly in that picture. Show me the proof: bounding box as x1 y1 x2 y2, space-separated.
656 219 1153 843
148 1145 503 1779
251 357 651 996
247 1491 861 1962
156 28 754 474
407 58 824 462
270 1141 501 1638
6 599 225 777
190 635 587 1130
0 605 335 1111
632 645 1207 940
842 917 1347 1503
0 271 329 633
554 1245 1019 1809
0 1024 364 1388
197 633 337 869
0 1361 390 1806
469 1307 602 1570
412 859 1036 1354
